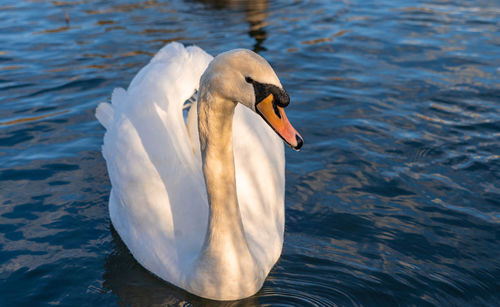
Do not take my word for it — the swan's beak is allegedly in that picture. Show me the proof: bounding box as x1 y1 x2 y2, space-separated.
256 94 303 151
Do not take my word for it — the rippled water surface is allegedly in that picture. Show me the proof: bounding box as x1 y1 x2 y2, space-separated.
1 0 499 305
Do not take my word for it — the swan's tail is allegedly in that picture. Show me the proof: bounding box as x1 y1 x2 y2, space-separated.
96 87 127 130
95 102 113 130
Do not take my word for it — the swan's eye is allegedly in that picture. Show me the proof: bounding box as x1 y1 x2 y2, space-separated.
245 76 253 83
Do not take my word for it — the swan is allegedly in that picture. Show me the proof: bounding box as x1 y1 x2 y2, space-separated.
96 42 303 301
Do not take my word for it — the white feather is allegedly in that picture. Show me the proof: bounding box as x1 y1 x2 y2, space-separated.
97 42 285 299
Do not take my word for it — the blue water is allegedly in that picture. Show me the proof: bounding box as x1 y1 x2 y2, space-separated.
1 0 499 305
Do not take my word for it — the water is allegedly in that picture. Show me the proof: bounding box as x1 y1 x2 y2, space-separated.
1 0 499 305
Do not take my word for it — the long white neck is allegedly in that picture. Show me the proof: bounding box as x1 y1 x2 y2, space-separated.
198 92 246 253
185 91 263 300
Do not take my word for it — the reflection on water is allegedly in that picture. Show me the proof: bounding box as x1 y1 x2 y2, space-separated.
1 0 499 305
197 0 269 52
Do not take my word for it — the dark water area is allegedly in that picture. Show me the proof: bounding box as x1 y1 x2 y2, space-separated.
1 0 499 305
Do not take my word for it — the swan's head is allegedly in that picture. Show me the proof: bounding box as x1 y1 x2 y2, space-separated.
201 49 303 150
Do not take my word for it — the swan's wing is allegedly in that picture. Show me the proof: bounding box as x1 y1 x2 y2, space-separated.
96 43 213 282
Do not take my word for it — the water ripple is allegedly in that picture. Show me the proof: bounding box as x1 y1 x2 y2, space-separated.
1 0 499 305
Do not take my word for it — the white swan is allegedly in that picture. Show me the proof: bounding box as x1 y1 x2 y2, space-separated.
96 42 303 301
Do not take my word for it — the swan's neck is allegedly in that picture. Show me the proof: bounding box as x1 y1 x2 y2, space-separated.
198 93 245 248
189 91 262 298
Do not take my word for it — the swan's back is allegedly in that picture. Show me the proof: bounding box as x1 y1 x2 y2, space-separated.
97 43 213 281
96 42 285 290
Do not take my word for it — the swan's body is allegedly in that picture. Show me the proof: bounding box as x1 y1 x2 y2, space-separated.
96 42 302 300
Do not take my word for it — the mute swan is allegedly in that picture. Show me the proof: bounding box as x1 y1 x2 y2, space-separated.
96 42 303 301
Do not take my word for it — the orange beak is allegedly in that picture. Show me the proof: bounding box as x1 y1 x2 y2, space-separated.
256 94 303 151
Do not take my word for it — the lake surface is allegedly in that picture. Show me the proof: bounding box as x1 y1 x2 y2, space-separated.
1 0 499 305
